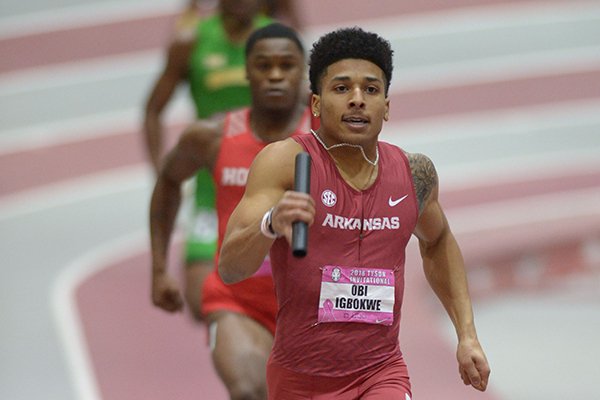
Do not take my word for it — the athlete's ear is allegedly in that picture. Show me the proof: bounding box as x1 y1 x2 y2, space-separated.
383 97 390 121
311 94 321 118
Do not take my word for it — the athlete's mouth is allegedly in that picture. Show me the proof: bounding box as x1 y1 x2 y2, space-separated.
342 115 369 126
265 88 286 96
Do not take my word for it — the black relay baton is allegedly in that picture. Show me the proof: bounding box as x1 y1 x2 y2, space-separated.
292 152 311 258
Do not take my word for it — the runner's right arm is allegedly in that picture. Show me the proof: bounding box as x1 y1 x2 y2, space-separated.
219 139 314 283
143 36 194 173
150 122 220 312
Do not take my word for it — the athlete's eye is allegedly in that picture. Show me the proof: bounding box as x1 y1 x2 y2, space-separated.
254 62 270 71
280 61 297 71
365 86 379 94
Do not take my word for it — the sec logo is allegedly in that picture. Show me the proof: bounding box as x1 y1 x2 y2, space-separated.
321 190 337 207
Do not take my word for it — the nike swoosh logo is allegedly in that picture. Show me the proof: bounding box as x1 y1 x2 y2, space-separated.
388 195 408 207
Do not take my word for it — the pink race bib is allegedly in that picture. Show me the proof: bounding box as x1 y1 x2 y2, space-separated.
253 256 272 277
317 265 395 326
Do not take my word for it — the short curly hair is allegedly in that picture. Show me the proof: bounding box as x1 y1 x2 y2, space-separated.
245 23 305 58
309 27 393 95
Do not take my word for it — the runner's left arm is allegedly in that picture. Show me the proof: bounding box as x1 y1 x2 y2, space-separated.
410 153 491 392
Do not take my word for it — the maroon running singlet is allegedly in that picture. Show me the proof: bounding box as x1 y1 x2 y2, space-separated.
267 132 418 398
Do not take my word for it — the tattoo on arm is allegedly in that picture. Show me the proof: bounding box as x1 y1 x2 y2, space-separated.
407 153 438 213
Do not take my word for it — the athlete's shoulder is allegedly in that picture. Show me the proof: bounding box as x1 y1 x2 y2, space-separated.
251 138 301 173
181 116 225 149
172 7 201 42
404 151 436 175
290 131 322 153
222 108 250 138
404 151 438 213
261 137 304 159
192 14 222 43
247 138 301 189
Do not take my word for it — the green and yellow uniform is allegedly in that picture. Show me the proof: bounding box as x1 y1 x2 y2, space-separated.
185 14 271 262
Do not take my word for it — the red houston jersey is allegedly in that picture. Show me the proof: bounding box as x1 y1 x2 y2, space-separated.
213 107 311 253
201 107 311 331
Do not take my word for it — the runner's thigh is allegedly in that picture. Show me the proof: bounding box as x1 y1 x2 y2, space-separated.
210 312 273 392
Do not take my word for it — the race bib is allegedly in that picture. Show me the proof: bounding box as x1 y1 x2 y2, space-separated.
253 255 272 277
317 265 395 326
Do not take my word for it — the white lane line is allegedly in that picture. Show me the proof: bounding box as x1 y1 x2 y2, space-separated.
440 155 600 191
0 0 180 39
0 109 141 153
448 187 600 234
426 149 600 189
0 165 151 221
0 102 192 155
381 98 600 140
50 229 150 400
0 105 190 155
304 1 600 43
0 50 162 96
393 46 600 92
